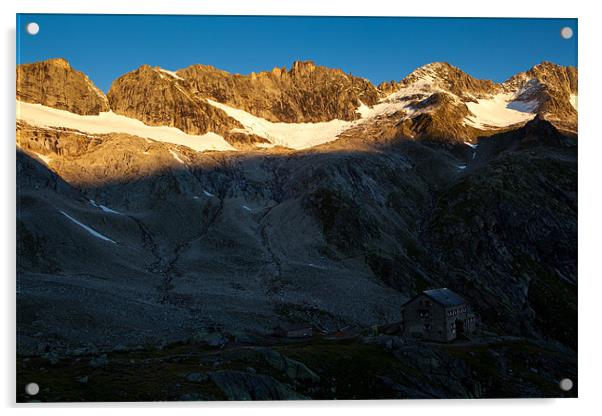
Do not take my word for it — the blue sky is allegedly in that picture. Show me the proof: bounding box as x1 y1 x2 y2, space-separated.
17 15 577 92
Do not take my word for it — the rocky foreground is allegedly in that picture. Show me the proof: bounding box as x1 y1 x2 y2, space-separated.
17 333 576 402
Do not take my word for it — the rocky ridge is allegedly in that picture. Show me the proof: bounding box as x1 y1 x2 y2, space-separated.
178 60 380 123
17 58 578 151
504 61 578 131
373 61 578 143
106 64 243 137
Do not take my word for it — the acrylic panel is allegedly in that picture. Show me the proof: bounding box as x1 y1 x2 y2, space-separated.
16 14 578 402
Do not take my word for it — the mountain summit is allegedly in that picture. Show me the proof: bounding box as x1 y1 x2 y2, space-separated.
17 58 109 115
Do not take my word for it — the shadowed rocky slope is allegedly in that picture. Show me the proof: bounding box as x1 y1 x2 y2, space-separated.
17 116 576 354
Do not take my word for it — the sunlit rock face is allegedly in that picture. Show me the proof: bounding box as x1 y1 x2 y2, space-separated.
503 61 578 132
372 61 578 143
177 60 380 123
17 58 110 115
107 64 242 137
18 58 578 151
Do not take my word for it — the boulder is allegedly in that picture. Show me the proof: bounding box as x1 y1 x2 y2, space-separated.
90 354 109 368
184 372 209 383
254 347 320 383
209 370 307 400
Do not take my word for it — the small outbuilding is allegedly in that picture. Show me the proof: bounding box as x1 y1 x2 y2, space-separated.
401 288 476 342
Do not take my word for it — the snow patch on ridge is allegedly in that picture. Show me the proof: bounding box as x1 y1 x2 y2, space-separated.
357 97 415 119
17 101 236 152
89 200 122 215
465 93 536 128
464 142 477 149
206 99 354 149
570 94 578 111
206 86 434 149
357 74 461 121
82 74 110 105
60 210 116 243
506 99 539 113
100 205 122 215
159 68 184 81
169 149 185 164
33 152 52 164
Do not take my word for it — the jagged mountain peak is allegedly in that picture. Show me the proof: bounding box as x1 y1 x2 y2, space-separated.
43 57 72 69
397 62 497 100
403 61 476 83
408 61 459 76
17 57 109 115
528 62 577 94
373 60 578 141
106 63 242 138
504 61 577 91
183 60 342 80
148 65 186 81
175 60 380 124
529 60 576 74
402 61 453 84
113 64 173 80
378 62 461 90
290 59 318 73
499 62 578 132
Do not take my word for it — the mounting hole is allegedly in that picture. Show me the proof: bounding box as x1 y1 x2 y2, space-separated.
560 27 573 40
559 378 573 391
26 22 40 36
25 382 39 396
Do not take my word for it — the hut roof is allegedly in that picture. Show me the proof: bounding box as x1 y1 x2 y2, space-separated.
423 288 467 306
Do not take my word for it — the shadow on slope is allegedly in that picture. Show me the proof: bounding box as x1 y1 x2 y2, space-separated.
16 121 577 351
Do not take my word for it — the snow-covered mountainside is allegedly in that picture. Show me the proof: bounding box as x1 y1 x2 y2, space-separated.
16 59 577 152
17 101 236 151
464 93 537 128
370 61 577 142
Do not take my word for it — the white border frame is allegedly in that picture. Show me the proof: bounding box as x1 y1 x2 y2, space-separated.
2 1 600 414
